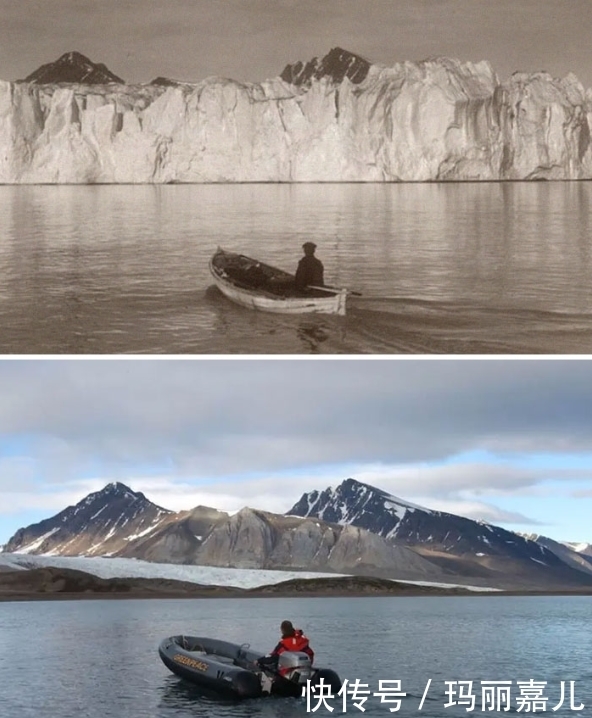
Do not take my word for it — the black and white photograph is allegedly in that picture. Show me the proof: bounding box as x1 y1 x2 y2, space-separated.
2 0 592 353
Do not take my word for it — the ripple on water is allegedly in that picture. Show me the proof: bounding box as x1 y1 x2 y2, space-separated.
1 183 592 353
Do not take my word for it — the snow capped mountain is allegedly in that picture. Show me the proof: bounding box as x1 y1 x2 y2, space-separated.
0 483 448 581
289 477 428 538
288 479 590 585
21 51 124 85
3 479 592 589
2 48 592 182
3 482 172 557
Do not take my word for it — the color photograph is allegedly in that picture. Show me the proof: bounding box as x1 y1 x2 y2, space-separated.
0 359 591 716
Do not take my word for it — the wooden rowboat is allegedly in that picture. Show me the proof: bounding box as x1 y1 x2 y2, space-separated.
209 248 348 316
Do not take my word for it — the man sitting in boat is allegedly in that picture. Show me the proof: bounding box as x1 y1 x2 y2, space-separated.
295 242 324 290
257 620 315 676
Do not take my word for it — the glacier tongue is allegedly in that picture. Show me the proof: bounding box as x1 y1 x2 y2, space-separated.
1 56 592 183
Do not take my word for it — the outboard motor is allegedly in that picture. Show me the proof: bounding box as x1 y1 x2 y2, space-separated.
277 651 314 684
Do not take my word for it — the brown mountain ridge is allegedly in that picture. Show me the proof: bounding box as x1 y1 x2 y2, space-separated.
3 480 592 591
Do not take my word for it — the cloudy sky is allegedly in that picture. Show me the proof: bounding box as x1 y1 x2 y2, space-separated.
0 359 591 546
2 0 592 88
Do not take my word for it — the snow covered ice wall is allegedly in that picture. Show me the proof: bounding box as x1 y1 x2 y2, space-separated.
2 56 592 183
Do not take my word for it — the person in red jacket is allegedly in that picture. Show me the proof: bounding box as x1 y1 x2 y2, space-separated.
257 620 314 675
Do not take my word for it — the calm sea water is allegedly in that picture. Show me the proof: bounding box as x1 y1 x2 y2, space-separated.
0 596 590 718
1 183 592 353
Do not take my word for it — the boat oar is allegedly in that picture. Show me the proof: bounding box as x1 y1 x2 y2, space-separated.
347 294 404 300
308 285 405 301
311 286 409 302
308 285 363 296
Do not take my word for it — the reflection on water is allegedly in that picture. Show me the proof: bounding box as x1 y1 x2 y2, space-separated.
0 182 591 353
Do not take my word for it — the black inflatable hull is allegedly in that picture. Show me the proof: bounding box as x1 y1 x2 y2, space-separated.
158 641 262 698
158 635 341 700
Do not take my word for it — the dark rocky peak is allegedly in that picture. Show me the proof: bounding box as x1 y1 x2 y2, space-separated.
280 47 371 87
287 478 425 537
22 51 124 85
288 478 571 573
87 481 145 502
2 481 172 555
79 482 170 513
38 481 170 527
150 76 182 87
289 477 422 515
339 477 404 501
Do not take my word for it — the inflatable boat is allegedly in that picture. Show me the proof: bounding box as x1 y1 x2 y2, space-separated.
158 635 342 699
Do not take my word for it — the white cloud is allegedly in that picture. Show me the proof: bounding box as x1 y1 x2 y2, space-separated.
349 462 543 496
1 360 592 538
404 497 542 525
0 460 547 529
0 361 590 462
0 456 39 490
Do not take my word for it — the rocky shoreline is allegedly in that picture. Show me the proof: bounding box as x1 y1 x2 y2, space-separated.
1 568 591 602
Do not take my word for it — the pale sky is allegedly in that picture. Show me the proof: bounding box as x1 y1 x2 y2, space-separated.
1 0 592 88
0 359 591 547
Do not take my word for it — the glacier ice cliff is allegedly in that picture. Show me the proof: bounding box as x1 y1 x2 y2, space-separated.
2 50 592 183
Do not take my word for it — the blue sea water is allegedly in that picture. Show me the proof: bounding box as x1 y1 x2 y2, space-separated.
1 595 590 717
